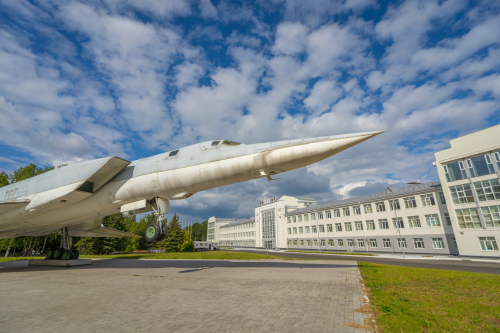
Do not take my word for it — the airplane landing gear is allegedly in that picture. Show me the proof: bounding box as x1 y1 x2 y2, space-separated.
46 227 79 260
145 197 169 242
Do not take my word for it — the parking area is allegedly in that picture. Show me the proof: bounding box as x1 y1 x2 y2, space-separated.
0 259 370 333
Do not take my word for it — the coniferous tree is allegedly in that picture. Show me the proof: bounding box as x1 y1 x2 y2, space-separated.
158 213 183 252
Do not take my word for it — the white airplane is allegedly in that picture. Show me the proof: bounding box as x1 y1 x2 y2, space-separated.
0 131 383 259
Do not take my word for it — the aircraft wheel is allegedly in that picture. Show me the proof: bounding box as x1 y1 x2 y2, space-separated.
61 249 72 260
156 225 167 242
72 250 80 259
53 248 64 260
145 224 161 242
46 248 54 260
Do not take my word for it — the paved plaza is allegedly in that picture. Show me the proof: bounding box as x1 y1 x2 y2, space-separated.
0 259 372 333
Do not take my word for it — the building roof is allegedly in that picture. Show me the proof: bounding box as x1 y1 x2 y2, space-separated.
296 197 316 201
285 180 442 216
219 217 255 228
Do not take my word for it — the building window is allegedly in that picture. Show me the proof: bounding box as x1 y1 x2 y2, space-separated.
364 204 373 214
345 222 352 231
288 240 292 246
383 239 391 248
369 239 377 248
389 199 400 210
287 228 291 235
333 209 340 217
421 194 436 206
299 227 303 234
355 221 363 231
304 214 309 222
314 240 318 246
347 239 354 247
318 212 324 219
335 223 342 232
311 225 317 233
444 213 452 226
378 219 389 229
455 208 481 228
479 237 499 251
404 197 417 209
328 238 334 246
353 206 361 215
439 192 446 204
298 215 302 223
300 240 304 246
397 238 407 249
425 214 441 227
474 179 500 202
305 226 310 233
366 220 375 230
449 184 474 204
444 161 467 182
338 239 344 247
287 217 291 224
358 239 365 247
319 225 325 233
293 216 296 223
376 202 386 212
343 208 350 216
262 209 276 240
481 205 500 228
326 210 331 219
432 238 445 249
320 239 325 247
293 227 297 234
392 217 404 228
494 152 500 169
307 240 311 246
327 224 333 232
466 154 496 178
453 237 458 249
407 216 421 228
311 212 316 220
413 238 425 249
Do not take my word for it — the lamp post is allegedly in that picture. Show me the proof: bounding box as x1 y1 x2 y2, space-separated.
386 187 405 258
314 207 321 253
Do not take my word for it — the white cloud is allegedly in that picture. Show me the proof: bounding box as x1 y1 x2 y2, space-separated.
199 0 217 19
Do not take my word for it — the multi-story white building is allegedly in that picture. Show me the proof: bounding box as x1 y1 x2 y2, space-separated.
210 186 457 255
284 181 457 255
434 124 500 257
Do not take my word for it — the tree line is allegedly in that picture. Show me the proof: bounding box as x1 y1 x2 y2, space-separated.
0 163 207 256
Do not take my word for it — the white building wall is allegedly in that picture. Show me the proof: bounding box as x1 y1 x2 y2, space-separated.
434 124 500 257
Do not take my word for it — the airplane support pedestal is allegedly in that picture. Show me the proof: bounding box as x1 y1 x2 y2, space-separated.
28 259 91 267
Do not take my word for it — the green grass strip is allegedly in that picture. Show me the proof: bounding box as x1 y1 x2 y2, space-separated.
80 251 281 260
358 261 500 332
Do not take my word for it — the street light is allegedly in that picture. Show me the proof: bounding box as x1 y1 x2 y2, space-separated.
386 187 405 258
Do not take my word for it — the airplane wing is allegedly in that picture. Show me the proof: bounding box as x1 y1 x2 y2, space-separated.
26 156 131 212
0 199 30 214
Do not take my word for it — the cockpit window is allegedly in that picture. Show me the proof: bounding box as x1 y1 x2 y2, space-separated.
211 140 220 146
169 149 179 157
222 140 241 146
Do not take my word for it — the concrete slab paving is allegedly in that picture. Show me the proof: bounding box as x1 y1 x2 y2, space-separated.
0 259 371 333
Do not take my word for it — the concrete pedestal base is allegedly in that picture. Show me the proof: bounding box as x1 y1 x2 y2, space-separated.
28 259 92 267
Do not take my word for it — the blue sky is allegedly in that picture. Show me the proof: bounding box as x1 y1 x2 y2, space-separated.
1 0 499 224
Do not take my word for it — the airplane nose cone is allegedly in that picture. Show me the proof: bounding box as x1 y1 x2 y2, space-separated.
253 131 384 175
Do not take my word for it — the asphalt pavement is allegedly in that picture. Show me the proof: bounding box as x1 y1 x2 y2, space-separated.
232 249 500 275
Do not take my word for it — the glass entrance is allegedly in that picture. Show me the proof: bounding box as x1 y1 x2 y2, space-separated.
262 209 276 249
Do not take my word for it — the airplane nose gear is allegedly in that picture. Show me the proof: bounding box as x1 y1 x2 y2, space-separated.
144 197 169 242
47 227 79 260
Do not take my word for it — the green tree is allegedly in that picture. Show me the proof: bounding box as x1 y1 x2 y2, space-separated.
158 213 183 252
10 163 54 183
0 171 9 187
180 230 194 252
190 220 208 241
125 213 153 251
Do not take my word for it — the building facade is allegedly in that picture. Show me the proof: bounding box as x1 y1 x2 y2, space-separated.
434 124 500 257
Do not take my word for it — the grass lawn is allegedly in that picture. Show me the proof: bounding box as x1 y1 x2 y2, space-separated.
80 251 280 260
285 250 376 256
0 257 44 262
358 262 500 332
